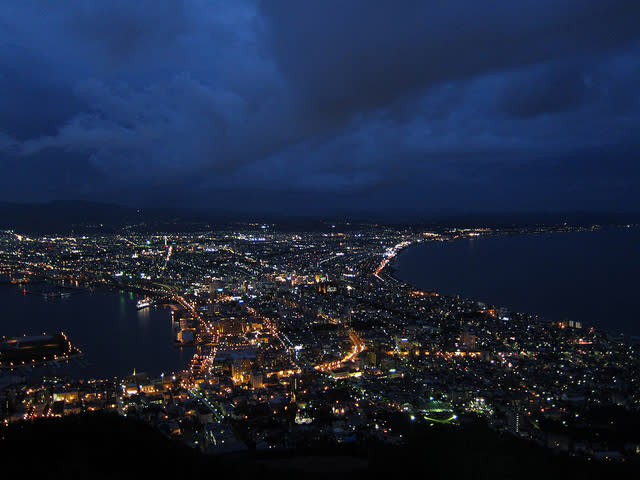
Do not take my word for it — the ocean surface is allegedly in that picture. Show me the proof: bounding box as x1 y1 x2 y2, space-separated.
0 286 191 379
394 226 640 336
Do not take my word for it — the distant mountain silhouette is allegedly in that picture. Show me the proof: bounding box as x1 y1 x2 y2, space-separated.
0 200 209 233
0 200 638 233
0 200 138 233
416 210 640 228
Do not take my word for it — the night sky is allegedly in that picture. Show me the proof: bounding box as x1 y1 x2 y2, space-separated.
1 1 639 218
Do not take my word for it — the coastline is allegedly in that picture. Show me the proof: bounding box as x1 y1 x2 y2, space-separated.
386 227 640 337
0 284 189 379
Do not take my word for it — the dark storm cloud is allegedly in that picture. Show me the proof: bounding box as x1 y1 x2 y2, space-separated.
260 0 640 126
0 1 639 215
499 62 589 118
1 1 294 186
66 1 188 64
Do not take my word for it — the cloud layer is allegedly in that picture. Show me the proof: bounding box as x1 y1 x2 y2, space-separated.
1 1 639 217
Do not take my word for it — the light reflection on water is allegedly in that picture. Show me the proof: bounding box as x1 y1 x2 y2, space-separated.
0 286 190 379
137 306 150 326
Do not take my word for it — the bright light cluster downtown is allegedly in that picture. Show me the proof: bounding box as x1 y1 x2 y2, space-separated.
1 222 639 459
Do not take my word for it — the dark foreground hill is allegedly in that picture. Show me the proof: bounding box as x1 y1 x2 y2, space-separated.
1 413 637 479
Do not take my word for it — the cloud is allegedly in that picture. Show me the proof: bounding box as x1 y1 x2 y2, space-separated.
0 1 639 215
1 1 293 186
260 0 640 126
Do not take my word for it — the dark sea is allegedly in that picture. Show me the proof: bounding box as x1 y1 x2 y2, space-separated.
394 226 640 336
0 287 191 379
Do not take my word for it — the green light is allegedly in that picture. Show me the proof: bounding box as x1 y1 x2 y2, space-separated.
422 414 457 424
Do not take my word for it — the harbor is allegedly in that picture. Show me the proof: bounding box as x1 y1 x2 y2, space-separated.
0 285 191 379
0 332 83 370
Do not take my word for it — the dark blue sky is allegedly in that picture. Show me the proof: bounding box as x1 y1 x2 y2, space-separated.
1 1 639 218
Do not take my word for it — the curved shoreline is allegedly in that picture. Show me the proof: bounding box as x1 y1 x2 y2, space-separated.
386 227 640 337
386 228 590 290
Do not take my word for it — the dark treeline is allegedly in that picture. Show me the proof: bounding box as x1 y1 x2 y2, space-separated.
1 412 637 479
